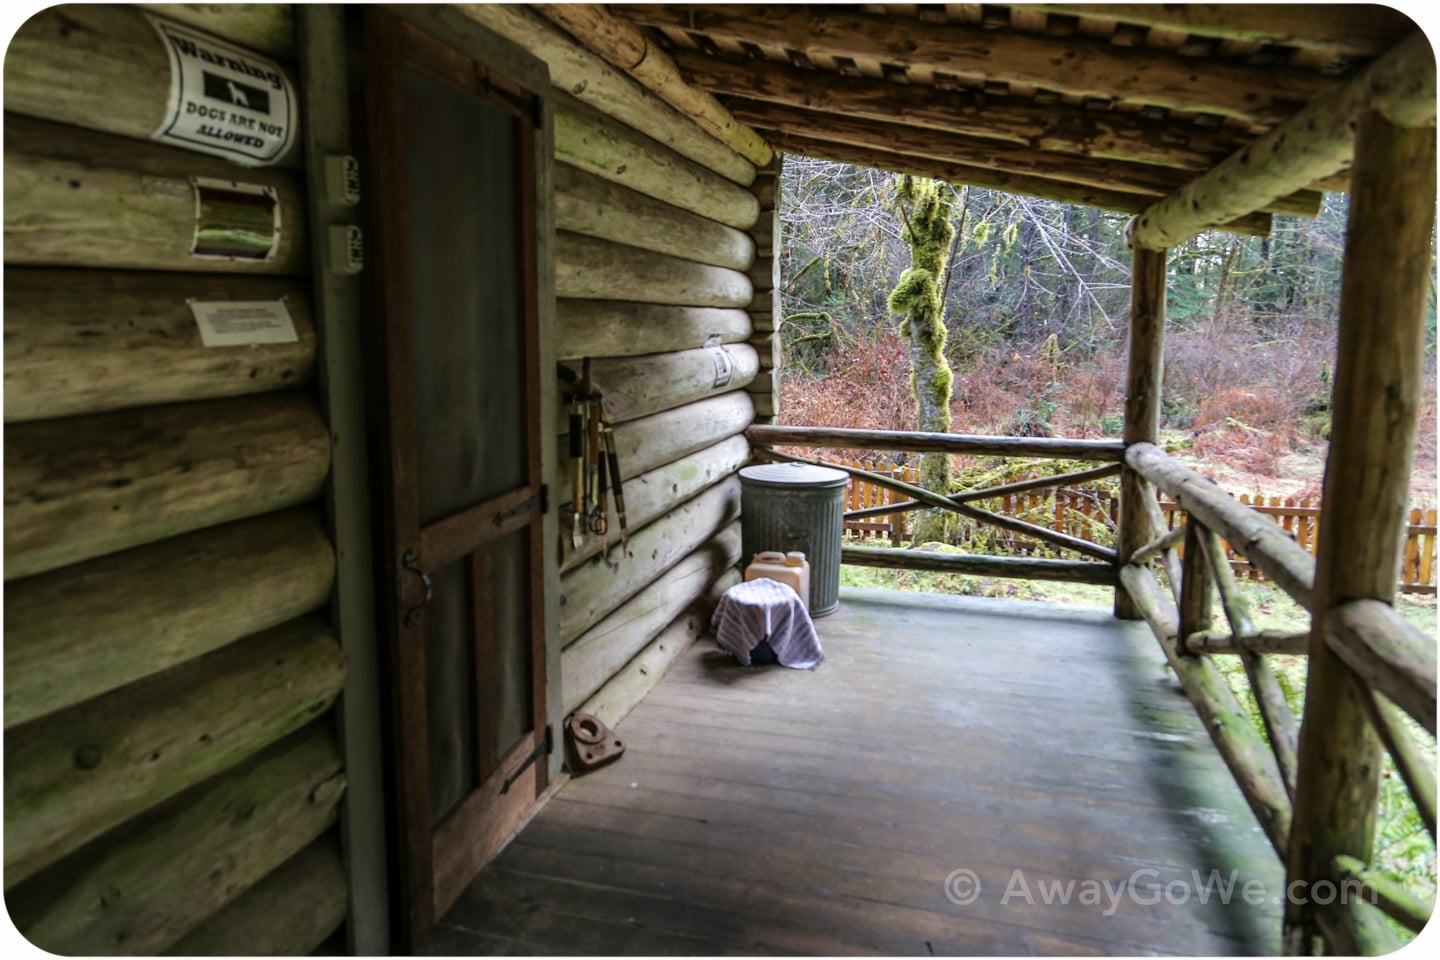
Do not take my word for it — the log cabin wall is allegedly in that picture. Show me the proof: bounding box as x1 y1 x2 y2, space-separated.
748 160 781 424
457 5 762 727
3 5 347 954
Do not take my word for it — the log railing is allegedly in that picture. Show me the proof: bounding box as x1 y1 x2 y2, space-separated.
746 425 1120 584
1123 441 1436 939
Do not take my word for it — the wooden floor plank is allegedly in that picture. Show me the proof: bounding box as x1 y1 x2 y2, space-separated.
429 588 1283 956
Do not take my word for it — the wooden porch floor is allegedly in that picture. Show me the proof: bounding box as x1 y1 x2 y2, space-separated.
428 587 1284 956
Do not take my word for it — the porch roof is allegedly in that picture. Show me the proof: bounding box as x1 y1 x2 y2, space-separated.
532 4 1433 242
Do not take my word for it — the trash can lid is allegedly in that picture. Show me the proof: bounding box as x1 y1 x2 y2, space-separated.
740 462 849 489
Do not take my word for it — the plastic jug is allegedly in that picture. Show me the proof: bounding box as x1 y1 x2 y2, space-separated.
744 551 811 610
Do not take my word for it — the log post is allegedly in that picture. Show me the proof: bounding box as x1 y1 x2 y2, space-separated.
1284 110 1435 955
1116 242 1167 617
1177 522 1213 641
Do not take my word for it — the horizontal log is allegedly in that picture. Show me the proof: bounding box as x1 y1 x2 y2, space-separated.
748 423 1125 460
560 475 741 643
164 839 347 956
606 391 755 479
1184 629 1311 656
533 3 771 167
5 616 344 888
557 299 751 360
674 49 1254 172
578 569 741 730
3 270 316 423
561 343 759 425
1327 599 1437 736
8 722 345 955
619 4 1339 126
564 523 741 712
4 509 335 728
731 100 1321 218
4 114 308 273
556 231 754 307
1033 4 1416 58
135 3 297 57
1130 31 1436 249
563 435 751 572
455 2 755 185
764 131 1273 237
750 304 775 333
5 392 331 580
555 100 759 229
842 546 1118 585
1119 563 1292 858
556 163 755 270
1126 442 1315 607
4 6 301 166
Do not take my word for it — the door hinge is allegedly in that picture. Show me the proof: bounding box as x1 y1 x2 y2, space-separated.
500 725 553 795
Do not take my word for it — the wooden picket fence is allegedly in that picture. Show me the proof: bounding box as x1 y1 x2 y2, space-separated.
839 463 1438 594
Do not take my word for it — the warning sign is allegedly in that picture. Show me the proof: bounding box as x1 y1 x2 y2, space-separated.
189 300 299 348
147 15 298 167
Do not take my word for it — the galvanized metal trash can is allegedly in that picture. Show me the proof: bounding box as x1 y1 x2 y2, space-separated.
739 462 848 616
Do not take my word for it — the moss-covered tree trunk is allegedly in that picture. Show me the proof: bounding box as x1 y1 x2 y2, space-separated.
889 176 956 545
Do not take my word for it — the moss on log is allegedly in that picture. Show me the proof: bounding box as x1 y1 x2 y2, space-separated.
608 391 755 478
556 163 755 270
455 3 756 186
5 6 300 164
3 270 316 423
7 723 345 955
560 476 742 644
4 509 335 728
4 114 308 273
579 569 742 729
556 299 751 360
163 839 347 956
5 616 344 888
560 342 759 424
564 522 741 712
5 392 331 580
555 101 759 230
556 231 754 307
563 435 750 572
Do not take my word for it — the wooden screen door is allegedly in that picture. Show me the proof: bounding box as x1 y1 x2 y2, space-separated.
363 10 548 942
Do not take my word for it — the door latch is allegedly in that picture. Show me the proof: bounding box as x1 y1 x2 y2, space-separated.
401 549 431 628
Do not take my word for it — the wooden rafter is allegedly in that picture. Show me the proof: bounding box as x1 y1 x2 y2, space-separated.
530 3 773 167
1130 30 1435 249
613 3 1342 126
671 49 1256 170
1034 4 1417 58
728 98 1321 217
764 130 1274 236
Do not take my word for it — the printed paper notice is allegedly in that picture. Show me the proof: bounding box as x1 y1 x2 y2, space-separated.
190 300 298 348
148 14 298 167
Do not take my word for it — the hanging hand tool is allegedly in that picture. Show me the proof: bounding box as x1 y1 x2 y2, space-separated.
587 389 604 539
594 440 610 551
603 426 628 551
568 392 584 551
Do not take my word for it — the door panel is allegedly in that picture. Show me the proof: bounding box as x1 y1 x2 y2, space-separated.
362 9 548 944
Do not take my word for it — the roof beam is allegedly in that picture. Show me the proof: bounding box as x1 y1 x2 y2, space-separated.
613 3 1341 126
1130 31 1435 249
766 130 1273 238
671 49 1252 171
728 98 1321 218
531 3 772 167
1034 4 1417 58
